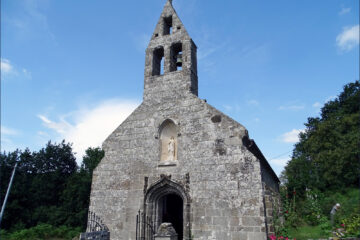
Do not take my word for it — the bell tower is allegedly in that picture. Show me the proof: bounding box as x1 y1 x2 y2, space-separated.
143 0 198 102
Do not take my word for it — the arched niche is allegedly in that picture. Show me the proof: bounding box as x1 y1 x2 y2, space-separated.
159 119 178 162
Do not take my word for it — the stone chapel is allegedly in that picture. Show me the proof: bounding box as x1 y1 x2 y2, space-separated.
88 1 280 239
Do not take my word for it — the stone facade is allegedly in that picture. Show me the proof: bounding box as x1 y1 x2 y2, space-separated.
88 1 280 239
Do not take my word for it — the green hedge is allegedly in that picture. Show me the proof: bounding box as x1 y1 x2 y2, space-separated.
0 224 81 240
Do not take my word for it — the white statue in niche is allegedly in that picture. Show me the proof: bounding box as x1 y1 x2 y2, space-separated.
167 136 176 161
159 119 177 162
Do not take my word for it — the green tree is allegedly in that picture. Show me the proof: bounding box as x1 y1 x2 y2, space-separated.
60 147 104 229
283 81 360 197
0 141 77 230
0 142 104 232
81 147 104 175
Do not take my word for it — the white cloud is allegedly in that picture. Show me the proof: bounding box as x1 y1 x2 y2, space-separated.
312 102 322 108
339 7 351 15
280 129 305 143
325 95 337 102
37 131 49 137
269 158 291 176
313 95 338 109
1 126 21 152
1 59 14 75
278 105 305 111
37 115 72 135
1 58 32 80
38 99 139 160
336 25 359 52
1 126 19 136
269 158 289 167
6 0 55 42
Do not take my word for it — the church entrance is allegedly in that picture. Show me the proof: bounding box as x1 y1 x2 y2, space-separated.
144 176 190 240
157 193 183 239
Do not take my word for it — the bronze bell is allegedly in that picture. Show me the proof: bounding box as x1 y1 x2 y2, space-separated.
176 53 182 67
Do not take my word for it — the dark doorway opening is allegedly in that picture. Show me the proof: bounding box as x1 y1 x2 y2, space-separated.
158 194 183 239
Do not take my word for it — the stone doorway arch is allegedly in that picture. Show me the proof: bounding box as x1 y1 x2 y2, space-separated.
144 175 190 240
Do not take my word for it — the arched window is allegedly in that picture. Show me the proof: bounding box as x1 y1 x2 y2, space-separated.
170 42 182 72
152 47 164 76
159 119 177 162
163 16 173 35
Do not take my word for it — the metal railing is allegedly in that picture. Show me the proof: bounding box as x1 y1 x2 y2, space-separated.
136 210 155 240
87 211 109 232
80 211 110 240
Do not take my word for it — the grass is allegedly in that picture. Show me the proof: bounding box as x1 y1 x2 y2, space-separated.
288 225 330 240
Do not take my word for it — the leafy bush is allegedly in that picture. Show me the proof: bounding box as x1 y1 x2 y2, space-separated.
1 224 81 240
301 189 324 225
321 188 357 213
342 213 360 237
0 230 10 239
319 188 359 227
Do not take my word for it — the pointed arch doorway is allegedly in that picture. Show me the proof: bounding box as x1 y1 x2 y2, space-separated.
157 193 183 239
144 176 190 240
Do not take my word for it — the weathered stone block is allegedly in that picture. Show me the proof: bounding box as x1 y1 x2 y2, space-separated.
242 217 263 226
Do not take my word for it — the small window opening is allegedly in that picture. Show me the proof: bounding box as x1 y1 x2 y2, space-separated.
152 47 164 76
211 115 222 123
163 16 173 35
154 33 159 37
170 43 182 72
177 26 181 30
160 57 164 75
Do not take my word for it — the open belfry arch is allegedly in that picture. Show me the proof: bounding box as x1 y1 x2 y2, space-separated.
88 1 280 240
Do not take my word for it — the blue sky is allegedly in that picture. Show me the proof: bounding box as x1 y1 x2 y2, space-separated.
1 0 359 176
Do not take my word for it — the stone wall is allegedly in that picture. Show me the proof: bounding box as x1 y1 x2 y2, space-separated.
260 152 281 236
89 93 269 240
262 184 281 236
